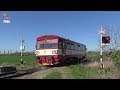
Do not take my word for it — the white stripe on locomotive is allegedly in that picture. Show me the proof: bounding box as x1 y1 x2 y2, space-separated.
35 49 85 56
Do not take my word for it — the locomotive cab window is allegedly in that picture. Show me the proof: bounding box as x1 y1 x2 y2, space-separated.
40 44 44 49
36 44 44 49
45 43 58 49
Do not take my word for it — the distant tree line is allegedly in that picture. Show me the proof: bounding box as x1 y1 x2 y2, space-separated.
0 50 35 56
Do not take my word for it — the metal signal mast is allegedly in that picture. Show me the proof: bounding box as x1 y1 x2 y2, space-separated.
20 38 25 64
98 27 105 69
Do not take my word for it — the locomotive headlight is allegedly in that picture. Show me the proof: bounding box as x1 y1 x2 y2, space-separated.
35 51 39 55
52 50 58 54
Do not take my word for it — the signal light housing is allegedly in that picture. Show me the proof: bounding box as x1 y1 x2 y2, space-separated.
102 36 110 44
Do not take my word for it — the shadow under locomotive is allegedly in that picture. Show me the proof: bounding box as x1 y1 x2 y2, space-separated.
46 58 92 67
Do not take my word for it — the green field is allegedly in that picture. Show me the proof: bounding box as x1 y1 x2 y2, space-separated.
87 51 100 60
0 55 38 70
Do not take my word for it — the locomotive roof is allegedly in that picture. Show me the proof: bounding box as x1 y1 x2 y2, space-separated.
37 35 86 46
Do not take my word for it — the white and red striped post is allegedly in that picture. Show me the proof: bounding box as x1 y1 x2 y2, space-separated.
98 27 105 69
20 38 25 64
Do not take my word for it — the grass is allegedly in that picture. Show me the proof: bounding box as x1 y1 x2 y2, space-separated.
43 64 116 79
87 51 100 61
87 51 99 56
0 55 38 70
110 50 120 65
87 50 120 65
44 71 62 79
31 63 119 79
68 65 99 79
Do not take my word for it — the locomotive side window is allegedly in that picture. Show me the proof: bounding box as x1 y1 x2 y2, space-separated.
66 42 70 49
75 44 78 50
84 46 86 50
71 44 75 50
82 45 85 51
81 45 84 51
63 42 65 49
80 45 82 51
83 46 85 50
59 42 62 49
78 45 80 51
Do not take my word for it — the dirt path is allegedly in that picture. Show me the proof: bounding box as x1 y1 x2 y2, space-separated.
56 66 73 79
13 66 71 79
13 67 60 79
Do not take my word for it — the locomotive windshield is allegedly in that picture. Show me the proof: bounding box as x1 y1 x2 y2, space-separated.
36 39 58 49
36 44 44 49
36 43 57 49
46 43 57 49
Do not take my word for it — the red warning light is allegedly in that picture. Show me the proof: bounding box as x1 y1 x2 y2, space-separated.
102 36 110 44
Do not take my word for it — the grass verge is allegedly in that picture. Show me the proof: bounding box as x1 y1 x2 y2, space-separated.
0 55 38 70
44 71 62 79
68 65 99 79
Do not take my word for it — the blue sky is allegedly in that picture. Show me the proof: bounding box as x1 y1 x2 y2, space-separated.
0 11 120 52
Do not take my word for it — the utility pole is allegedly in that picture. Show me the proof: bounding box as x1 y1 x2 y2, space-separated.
20 38 25 64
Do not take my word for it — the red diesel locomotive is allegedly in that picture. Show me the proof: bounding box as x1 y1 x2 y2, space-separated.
35 35 87 65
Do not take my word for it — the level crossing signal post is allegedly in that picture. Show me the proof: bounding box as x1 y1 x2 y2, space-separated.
98 27 110 69
20 38 25 64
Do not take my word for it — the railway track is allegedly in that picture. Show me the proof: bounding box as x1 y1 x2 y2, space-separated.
0 66 51 79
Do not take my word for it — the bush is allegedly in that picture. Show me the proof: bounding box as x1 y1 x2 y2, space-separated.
68 65 99 79
110 51 120 65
